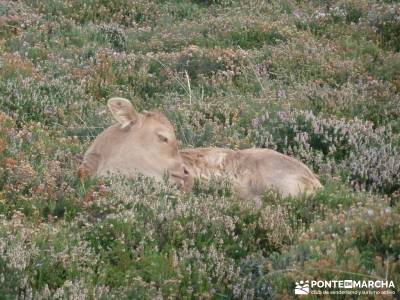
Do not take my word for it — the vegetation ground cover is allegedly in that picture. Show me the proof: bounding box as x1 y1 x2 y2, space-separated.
0 0 399 298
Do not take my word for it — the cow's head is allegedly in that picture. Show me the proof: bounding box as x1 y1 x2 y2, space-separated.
81 97 192 190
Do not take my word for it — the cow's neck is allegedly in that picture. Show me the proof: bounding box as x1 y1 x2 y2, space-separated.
180 148 237 181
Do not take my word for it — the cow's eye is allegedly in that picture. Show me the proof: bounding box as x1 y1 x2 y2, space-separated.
157 134 168 143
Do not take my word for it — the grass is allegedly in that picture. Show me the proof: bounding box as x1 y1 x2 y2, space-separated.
0 0 399 298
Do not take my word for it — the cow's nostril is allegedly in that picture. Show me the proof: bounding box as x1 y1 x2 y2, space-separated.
183 167 189 176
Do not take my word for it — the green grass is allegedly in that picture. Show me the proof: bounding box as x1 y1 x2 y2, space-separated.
0 0 399 298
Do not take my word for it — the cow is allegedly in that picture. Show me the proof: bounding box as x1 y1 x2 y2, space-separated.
180 147 322 199
80 97 322 198
78 97 192 191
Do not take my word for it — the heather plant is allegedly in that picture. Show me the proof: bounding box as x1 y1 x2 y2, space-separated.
0 0 399 298
365 2 400 52
252 110 400 195
268 195 400 297
0 174 292 298
0 112 85 221
99 24 126 52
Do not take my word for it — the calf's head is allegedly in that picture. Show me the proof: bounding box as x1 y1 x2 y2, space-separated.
81 97 192 190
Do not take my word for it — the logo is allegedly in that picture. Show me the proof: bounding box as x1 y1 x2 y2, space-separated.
344 280 353 289
295 280 310 295
294 279 395 296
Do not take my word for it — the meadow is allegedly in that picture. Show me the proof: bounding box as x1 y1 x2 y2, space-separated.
0 0 399 298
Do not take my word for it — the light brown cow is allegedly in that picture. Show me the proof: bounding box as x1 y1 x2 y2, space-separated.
79 97 192 190
80 97 321 198
180 147 322 199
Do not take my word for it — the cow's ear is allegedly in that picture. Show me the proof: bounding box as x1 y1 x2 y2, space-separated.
107 97 138 128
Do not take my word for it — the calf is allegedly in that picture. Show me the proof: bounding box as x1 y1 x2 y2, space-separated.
80 97 321 198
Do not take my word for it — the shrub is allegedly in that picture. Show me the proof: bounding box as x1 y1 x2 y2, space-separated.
268 196 400 297
252 110 400 195
366 3 400 52
98 24 126 52
0 112 85 221
229 27 287 49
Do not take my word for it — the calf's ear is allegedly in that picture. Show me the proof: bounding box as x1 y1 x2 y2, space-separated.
107 97 138 128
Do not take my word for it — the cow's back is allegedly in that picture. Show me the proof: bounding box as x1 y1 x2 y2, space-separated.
235 149 322 197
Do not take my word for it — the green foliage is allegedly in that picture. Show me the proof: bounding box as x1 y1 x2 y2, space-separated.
1 0 399 298
269 197 400 297
99 24 127 52
344 4 363 24
229 27 287 49
377 20 400 52
252 109 400 194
